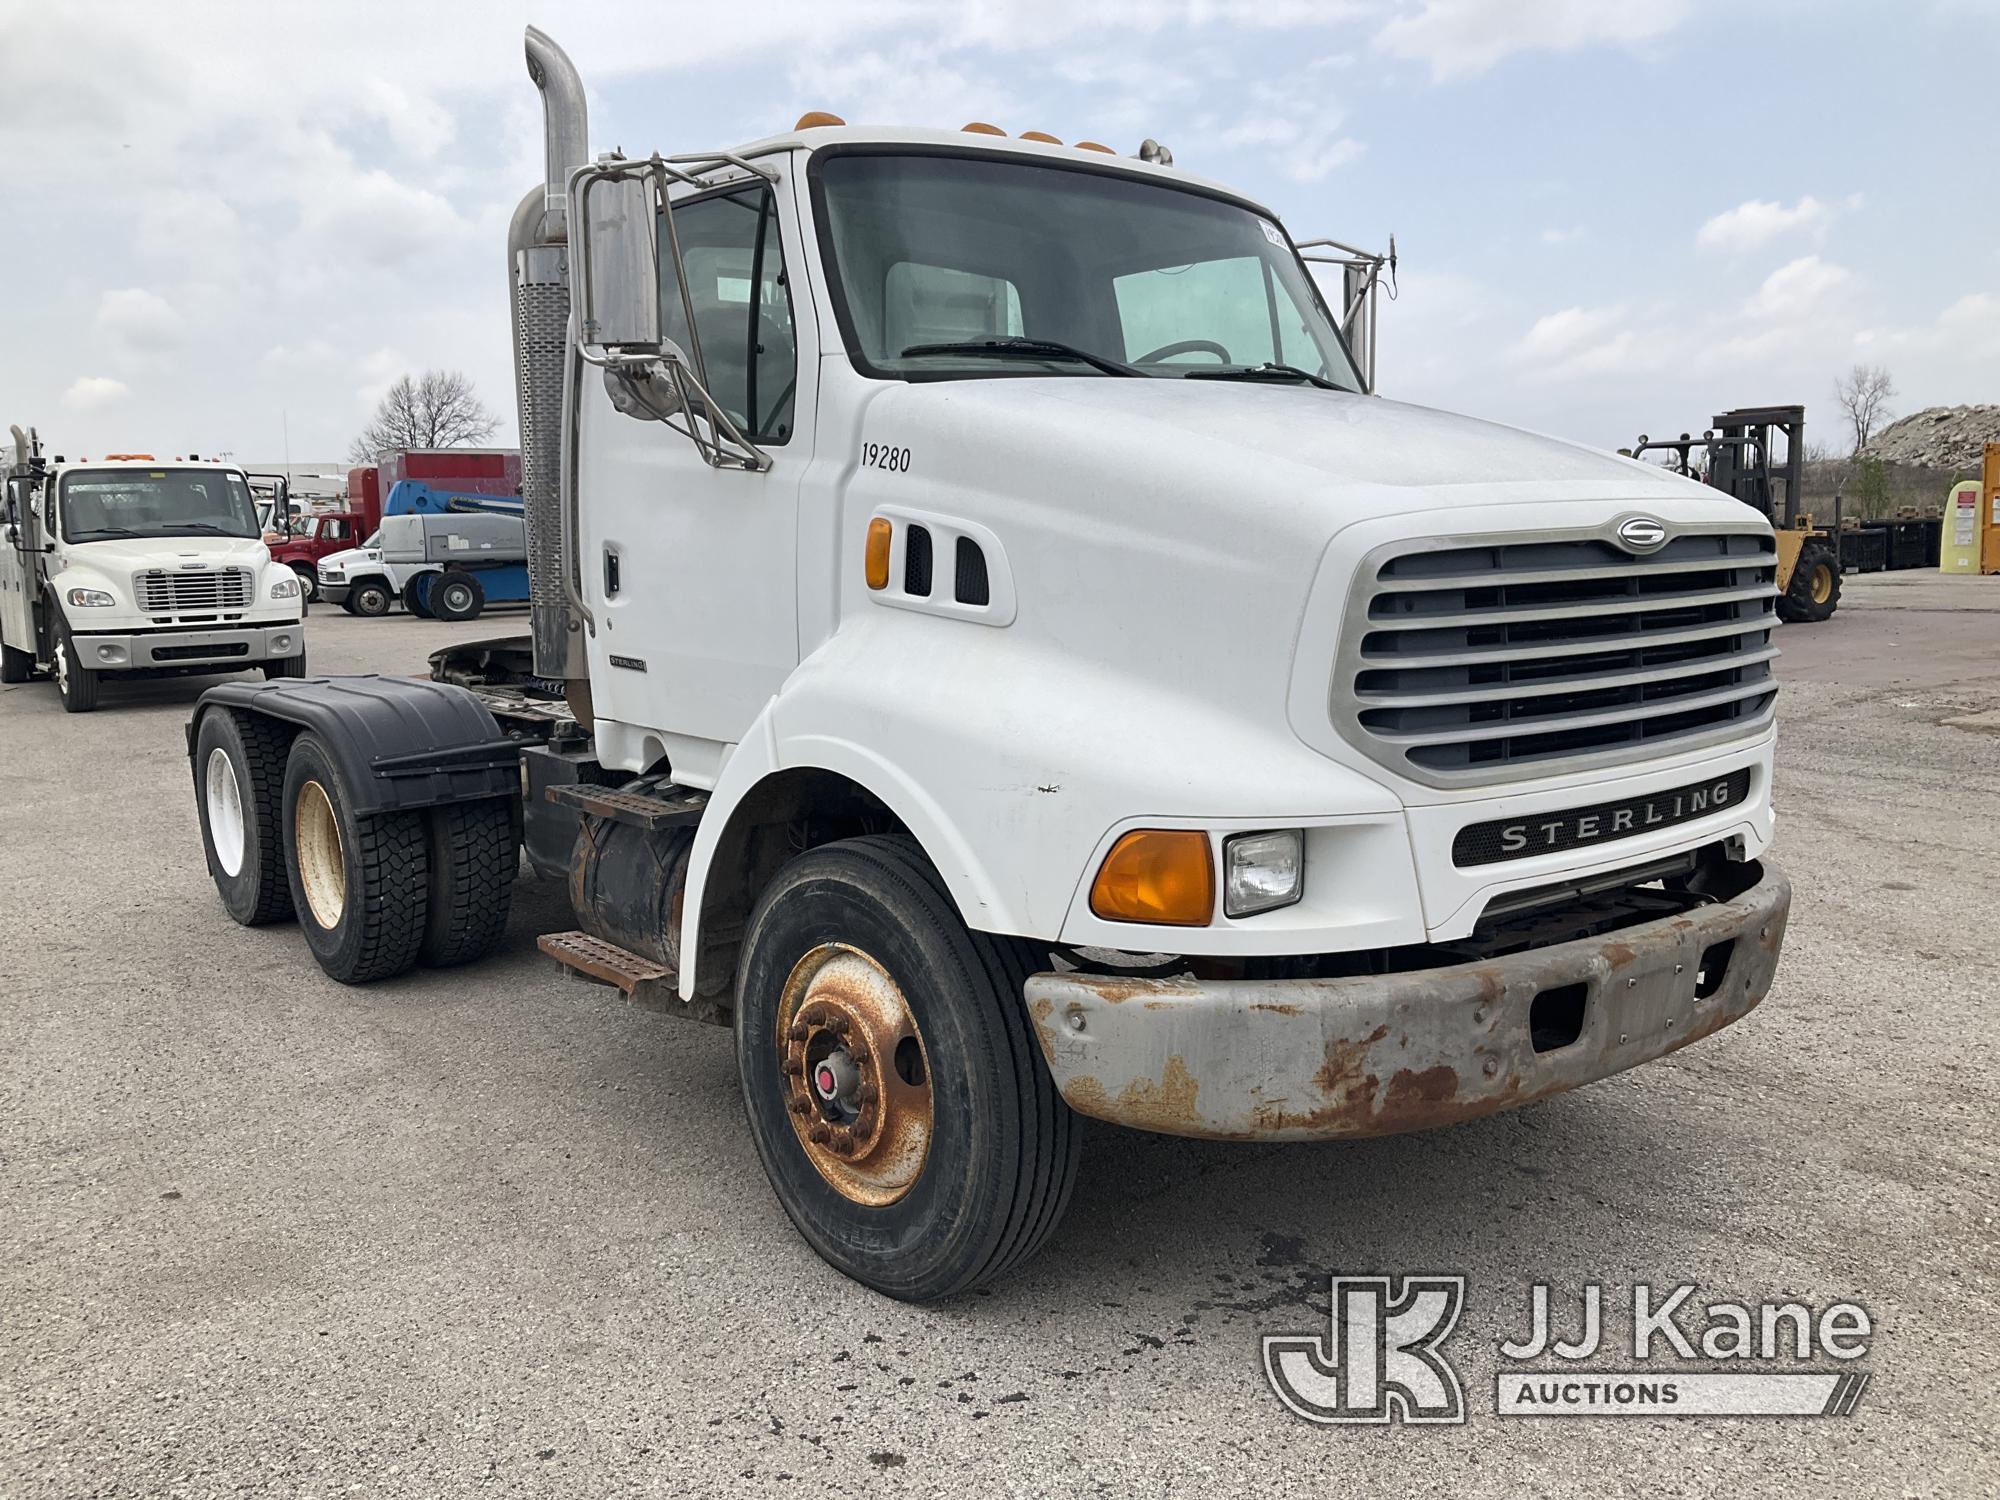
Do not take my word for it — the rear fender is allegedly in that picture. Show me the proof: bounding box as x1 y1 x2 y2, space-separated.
186 676 520 816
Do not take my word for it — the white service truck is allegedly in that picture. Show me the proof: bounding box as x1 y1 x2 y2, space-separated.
2 432 307 712
185 28 1790 1300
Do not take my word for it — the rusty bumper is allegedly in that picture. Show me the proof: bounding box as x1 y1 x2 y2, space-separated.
1023 861 1789 1141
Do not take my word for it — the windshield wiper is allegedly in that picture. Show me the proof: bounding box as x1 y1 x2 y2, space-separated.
156 522 248 536
70 528 147 541
900 337 1138 377
1181 362 1345 391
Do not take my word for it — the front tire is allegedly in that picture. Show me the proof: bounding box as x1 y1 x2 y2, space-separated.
290 564 319 603
430 571 484 622
735 835 1079 1301
350 578 392 618
194 709 295 925
402 575 434 619
281 732 429 983
263 649 308 680
52 620 99 713
1777 541 1841 623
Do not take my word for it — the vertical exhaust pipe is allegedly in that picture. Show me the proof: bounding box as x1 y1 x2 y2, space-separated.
514 27 589 684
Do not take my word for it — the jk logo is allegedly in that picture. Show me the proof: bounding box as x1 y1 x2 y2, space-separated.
1262 1276 1467 1425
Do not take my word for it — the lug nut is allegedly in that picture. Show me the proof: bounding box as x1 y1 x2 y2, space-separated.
788 1021 809 1042
857 1082 878 1104
808 1123 831 1144
781 1058 802 1076
789 1098 811 1116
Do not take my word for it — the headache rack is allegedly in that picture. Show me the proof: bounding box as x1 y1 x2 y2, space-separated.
1335 525 1780 787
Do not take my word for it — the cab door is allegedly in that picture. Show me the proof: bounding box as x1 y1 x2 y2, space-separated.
577 170 813 783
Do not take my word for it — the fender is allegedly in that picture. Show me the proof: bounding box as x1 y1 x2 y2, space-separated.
186 676 520 815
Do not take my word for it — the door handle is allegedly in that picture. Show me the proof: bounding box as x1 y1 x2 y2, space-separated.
604 546 621 596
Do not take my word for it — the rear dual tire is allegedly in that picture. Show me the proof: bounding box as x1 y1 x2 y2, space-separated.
195 718 516 981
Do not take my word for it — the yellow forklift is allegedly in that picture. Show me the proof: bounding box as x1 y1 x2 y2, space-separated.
1629 404 1841 623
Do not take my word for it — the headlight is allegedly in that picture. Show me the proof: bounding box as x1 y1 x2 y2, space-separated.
319 566 344 582
270 575 301 600
66 587 116 608
1223 830 1303 917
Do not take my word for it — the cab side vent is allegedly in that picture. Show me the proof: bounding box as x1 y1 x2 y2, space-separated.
904 524 933 597
954 537 990 606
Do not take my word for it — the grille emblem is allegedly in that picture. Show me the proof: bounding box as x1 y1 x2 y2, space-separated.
1615 517 1667 552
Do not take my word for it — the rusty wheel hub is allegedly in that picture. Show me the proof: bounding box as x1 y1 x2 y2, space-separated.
777 944 932 1207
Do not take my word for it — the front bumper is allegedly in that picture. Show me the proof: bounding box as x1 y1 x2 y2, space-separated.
72 623 304 670
318 582 351 606
1023 860 1789 1141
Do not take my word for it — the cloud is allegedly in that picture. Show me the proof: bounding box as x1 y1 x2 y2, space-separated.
1696 195 1846 253
1375 0 1690 80
1743 255 1852 321
96 288 185 352
1540 226 1585 246
62 376 130 410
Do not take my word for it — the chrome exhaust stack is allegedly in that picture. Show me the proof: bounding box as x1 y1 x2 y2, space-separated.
513 26 590 683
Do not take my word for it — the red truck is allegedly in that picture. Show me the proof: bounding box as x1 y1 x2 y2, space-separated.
266 451 523 601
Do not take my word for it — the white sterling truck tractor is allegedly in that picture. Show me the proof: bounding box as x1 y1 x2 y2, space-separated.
2 432 306 712
185 28 1789 1300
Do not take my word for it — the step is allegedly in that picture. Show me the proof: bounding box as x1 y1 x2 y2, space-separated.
539 930 671 998
543 781 708 831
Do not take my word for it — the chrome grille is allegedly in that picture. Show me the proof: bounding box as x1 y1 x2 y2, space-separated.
1337 528 1779 786
133 567 253 615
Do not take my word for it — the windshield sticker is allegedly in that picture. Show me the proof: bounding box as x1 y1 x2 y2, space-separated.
1259 218 1284 247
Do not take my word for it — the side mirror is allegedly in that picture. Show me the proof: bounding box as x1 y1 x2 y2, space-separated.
576 170 660 351
569 154 772 472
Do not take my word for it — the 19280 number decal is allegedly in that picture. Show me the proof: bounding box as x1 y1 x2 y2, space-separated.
862 442 912 473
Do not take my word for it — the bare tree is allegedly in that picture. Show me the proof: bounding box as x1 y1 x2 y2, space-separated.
1833 364 1896 455
348 369 499 462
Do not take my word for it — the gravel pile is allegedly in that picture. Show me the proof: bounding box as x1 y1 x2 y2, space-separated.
1861 404 2000 470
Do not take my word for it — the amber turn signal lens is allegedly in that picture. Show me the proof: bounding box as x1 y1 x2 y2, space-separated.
1090 830 1215 926
865 517 893 590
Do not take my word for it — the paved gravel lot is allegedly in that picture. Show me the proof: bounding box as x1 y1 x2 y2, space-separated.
3 578 1997 1498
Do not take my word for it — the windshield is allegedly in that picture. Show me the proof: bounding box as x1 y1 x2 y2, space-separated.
57 468 259 542
813 151 1362 390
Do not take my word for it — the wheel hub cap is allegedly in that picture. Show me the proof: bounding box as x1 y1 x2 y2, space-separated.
777 944 932 1207
294 780 347 929
204 748 246 877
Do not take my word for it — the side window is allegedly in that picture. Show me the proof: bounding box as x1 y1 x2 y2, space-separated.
1113 255 1278 367
325 519 350 543
883 263 1023 353
660 187 797 444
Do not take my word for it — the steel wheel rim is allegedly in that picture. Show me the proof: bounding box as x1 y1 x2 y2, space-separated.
294 780 346 929
54 641 69 693
1810 564 1833 604
776 943 933 1207
444 584 472 613
205 748 246 877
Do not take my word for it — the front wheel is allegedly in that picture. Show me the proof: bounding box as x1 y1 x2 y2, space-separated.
52 620 99 713
1777 541 1841 624
263 648 308 680
349 578 392 618
291 564 319 603
735 835 1079 1301
430 571 484 622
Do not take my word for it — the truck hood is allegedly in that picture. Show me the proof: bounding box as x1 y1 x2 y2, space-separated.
881 375 1683 506
62 535 271 572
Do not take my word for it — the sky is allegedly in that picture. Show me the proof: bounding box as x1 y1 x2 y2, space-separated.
2 0 1994 465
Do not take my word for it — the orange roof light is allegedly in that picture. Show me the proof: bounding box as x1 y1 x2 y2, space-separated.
1020 130 1062 144
104 453 155 461
961 121 1005 136
865 517 893 590
1074 140 1115 154
1090 830 1214 927
795 110 845 129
